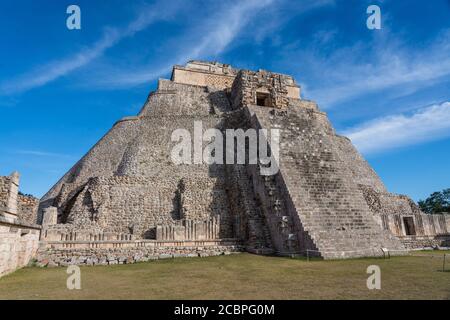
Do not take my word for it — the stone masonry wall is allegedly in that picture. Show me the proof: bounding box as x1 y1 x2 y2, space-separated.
56 175 231 239
359 185 421 215
0 173 20 221
0 176 11 212
36 240 243 267
398 235 450 249
231 70 293 110
0 173 41 277
378 212 449 237
358 184 450 247
0 217 40 277
17 194 39 224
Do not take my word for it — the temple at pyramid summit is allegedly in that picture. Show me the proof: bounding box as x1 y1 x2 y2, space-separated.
1 61 449 271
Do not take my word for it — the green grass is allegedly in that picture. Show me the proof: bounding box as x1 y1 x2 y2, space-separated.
0 252 449 300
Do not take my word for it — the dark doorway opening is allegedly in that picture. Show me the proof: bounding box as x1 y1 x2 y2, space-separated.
403 217 416 236
256 92 270 107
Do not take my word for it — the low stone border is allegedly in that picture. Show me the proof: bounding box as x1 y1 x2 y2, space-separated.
36 243 244 267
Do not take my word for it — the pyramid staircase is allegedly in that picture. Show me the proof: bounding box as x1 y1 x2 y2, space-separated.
231 165 273 254
245 105 406 259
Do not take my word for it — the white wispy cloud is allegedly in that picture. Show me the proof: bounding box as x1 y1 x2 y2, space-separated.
0 1 182 95
86 0 335 88
285 28 450 109
14 150 74 158
343 101 450 154
1 0 334 92
97 0 277 87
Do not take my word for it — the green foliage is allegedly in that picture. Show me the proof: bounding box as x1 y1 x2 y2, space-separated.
18 191 36 198
418 188 450 214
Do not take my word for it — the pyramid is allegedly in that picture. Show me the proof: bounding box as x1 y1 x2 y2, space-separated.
39 60 441 260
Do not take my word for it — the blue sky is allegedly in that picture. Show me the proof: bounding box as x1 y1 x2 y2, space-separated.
0 0 449 201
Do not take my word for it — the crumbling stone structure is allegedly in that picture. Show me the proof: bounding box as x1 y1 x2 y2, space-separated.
0 172 40 277
359 185 450 248
0 172 20 223
34 60 449 265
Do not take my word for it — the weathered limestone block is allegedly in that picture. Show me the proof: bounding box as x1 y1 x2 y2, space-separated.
156 216 220 241
42 206 58 226
6 171 20 216
17 194 39 224
0 218 41 277
35 241 244 266
0 172 21 222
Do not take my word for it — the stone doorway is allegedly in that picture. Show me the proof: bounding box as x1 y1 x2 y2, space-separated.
403 217 416 236
256 92 271 107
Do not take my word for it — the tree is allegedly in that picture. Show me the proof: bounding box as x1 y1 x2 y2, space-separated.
418 188 450 214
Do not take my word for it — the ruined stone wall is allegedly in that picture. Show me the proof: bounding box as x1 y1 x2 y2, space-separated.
36 240 243 267
359 185 421 215
0 173 20 221
0 216 40 277
231 70 296 110
358 185 450 246
171 61 238 89
399 235 450 249
17 194 39 224
378 212 449 237
172 66 236 89
0 173 41 277
172 61 300 99
415 213 449 235
56 174 231 239
0 175 11 212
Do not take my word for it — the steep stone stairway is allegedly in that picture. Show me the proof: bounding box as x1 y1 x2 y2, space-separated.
236 166 273 253
259 174 301 255
247 104 405 259
225 153 273 253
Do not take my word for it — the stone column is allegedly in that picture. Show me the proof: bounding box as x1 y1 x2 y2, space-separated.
3 171 20 222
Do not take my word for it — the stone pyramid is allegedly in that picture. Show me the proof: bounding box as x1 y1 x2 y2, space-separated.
38 61 422 259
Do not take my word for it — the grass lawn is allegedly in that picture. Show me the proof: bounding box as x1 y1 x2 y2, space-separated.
0 252 449 300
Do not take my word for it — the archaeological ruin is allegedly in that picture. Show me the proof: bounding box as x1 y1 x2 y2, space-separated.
1 60 449 271
0 172 40 276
